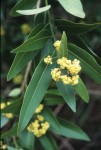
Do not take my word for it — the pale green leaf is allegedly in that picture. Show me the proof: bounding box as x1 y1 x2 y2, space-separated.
58 0 85 18
8 88 21 97
16 5 51 15
1 115 9 128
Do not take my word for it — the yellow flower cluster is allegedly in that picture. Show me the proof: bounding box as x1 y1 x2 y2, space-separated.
51 57 81 85
0 141 7 150
1 102 14 119
13 74 23 84
21 23 31 34
0 26 6 36
27 116 50 137
35 104 44 114
27 104 50 137
51 68 61 81
54 40 61 51
44 55 52 65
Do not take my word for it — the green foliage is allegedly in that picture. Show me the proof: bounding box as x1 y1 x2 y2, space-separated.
58 0 85 18
1 0 101 149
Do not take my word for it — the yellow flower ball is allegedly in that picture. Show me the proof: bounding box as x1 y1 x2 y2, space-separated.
21 24 31 34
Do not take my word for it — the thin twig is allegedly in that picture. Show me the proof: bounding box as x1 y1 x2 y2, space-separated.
54 104 64 115
21 61 32 92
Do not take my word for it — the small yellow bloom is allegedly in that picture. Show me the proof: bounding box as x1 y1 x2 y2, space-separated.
35 104 44 113
57 57 71 69
13 74 23 84
51 68 61 81
71 75 79 85
27 117 50 137
0 103 6 109
0 26 6 36
54 40 61 51
37 115 44 121
61 75 72 85
3 113 14 119
1 102 14 119
21 23 31 34
0 141 7 150
44 55 52 65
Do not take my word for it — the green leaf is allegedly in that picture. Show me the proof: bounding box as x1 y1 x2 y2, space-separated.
58 0 85 18
46 89 61 96
56 81 76 112
7 23 47 81
1 115 9 128
58 31 68 58
1 99 22 115
55 19 100 35
8 88 21 97
17 5 51 15
74 35 101 65
11 30 51 53
8 146 19 150
41 39 55 59
19 130 35 150
7 51 38 81
18 60 56 134
39 133 58 150
68 44 101 84
10 0 37 17
44 98 65 106
74 78 89 102
50 118 90 141
1 123 18 139
42 107 60 129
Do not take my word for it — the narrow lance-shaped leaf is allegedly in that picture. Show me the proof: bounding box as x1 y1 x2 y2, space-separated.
18 60 56 134
50 118 90 141
42 107 60 129
74 78 89 103
19 130 35 150
1 123 18 139
39 133 58 150
16 5 51 15
56 81 76 112
58 0 85 18
68 44 101 84
11 30 51 53
7 23 48 81
58 31 68 58
75 35 101 65
7 51 38 81
55 19 100 35
44 98 65 106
